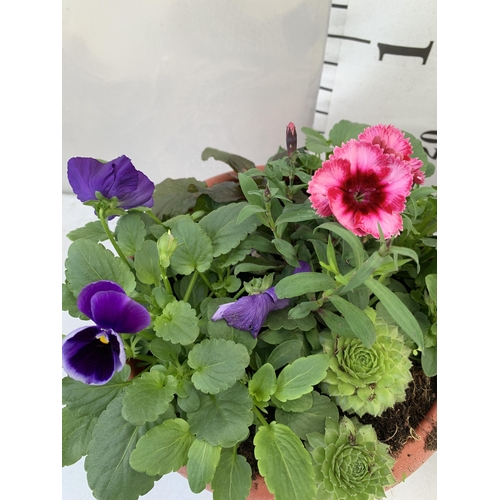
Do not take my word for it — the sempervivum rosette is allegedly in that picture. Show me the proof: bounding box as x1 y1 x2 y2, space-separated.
321 317 412 417
307 416 396 500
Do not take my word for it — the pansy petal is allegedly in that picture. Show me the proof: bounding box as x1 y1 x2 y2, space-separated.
211 294 275 338
90 291 151 333
67 157 114 202
62 326 125 385
77 281 126 321
117 170 155 209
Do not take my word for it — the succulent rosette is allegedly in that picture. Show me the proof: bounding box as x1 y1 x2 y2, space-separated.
321 317 412 417
308 416 396 500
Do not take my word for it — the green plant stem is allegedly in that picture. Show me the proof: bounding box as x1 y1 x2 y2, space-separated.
98 208 133 269
144 209 164 225
160 269 174 295
252 406 269 427
183 270 199 303
198 272 214 292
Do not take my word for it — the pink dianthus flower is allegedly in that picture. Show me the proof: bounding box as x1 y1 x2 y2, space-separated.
358 124 425 185
307 139 413 239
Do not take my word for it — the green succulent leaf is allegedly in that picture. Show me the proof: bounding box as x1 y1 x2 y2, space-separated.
122 371 177 426
62 407 98 466
187 383 253 447
65 238 136 296
188 338 250 394
154 300 200 345
129 418 195 476
85 396 159 500
186 439 222 493
199 202 261 257
254 422 316 500
274 354 329 402
211 449 252 500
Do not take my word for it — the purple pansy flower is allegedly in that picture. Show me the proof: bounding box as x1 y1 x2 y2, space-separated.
211 261 311 338
62 281 151 385
67 155 155 209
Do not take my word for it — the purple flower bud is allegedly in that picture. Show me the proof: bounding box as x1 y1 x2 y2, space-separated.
62 281 151 385
286 122 297 157
211 261 311 338
67 155 155 210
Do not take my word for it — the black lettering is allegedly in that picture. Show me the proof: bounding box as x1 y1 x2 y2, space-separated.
378 41 434 64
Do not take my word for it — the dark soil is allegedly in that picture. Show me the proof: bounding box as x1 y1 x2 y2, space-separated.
358 364 437 456
239 364 437 478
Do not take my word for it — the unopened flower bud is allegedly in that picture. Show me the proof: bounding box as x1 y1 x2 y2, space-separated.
157 231 178 268
286 122 297 157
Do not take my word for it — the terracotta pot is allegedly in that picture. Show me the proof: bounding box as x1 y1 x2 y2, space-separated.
388 400 437 486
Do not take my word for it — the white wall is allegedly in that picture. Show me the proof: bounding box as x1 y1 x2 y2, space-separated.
62 0 332 193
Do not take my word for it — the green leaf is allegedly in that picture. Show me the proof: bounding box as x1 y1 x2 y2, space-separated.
188 338 250 394
85 396 159 500
389 245 420 274
62 282 84 319
201 147 255 173
275 391 339 440
274 203 321 226
237 172 263 207
301 127 332 154
115 214 146 256
328 295 376 348
422 346 437 377
62 407 98 466
425 274 437 306
340 252 388 295
365 278 424 348
187 439 222 493
149 337 181 363
274 354 329 402
187 383 253 447
166 216 213 274
235 204 267 224
328 119 369 147
211 449 252 500
248 363 277 402
66 221 108 242
129 418 195 476
274 272 336 299
152 177 205 220
122 371 177 426
199 202 260 258
267 339 304 370
65 239 136 296
134 239 161 286
62 366 130 416
254 422 316 500
154 300 200 345
272 238 300 267
316 222 365 268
